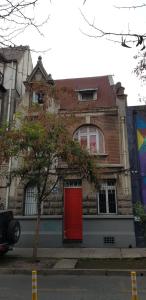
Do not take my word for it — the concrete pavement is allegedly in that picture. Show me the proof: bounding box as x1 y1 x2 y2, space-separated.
11 247 146 258
1 247 146 275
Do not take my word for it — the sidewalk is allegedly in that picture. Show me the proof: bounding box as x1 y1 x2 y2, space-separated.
1 247 146 275
10 247 146 259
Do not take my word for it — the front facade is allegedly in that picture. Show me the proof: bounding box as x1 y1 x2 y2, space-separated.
127 105 146 246
5 57 136 248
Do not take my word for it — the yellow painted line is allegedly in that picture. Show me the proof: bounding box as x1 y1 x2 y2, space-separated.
121 289 146 292
38 288 88 292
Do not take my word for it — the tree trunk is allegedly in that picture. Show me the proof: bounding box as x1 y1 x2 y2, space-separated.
32 201 41 261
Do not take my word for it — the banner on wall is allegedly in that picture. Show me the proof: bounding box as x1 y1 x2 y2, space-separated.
136 113 146 205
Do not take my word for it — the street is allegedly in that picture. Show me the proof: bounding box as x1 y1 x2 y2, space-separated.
0 274 146 300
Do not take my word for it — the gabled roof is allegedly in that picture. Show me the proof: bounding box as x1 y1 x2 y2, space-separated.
26 56 54 85
0 45 29 62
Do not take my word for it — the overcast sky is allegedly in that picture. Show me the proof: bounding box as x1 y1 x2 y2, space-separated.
15 0 146 106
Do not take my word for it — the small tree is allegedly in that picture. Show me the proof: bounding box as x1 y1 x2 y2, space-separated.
134 201 146 240
0 110 98 259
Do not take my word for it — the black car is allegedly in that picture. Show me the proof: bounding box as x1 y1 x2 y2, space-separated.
0 210 21 255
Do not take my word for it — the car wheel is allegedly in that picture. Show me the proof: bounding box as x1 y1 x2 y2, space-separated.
7 220 21 244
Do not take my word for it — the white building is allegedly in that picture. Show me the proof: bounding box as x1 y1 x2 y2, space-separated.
0 45 33 124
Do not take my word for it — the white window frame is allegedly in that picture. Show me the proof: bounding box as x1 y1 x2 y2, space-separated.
97 181 117 214
74 125 105 154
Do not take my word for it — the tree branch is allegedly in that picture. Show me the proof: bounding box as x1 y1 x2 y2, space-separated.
114 4 146 9
80 9 146 49
0 0 50 47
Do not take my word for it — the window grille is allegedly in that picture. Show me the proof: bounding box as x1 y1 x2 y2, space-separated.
24 185 38 215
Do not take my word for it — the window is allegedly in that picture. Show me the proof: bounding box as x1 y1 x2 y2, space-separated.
74 125 104 154
24 184 38 215
32 91 44 104
64 179 82 187
77 89 97 101
98 181 117 214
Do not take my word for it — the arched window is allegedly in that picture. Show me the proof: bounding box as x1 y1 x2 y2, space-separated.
24 184 38 215
74 125 105 154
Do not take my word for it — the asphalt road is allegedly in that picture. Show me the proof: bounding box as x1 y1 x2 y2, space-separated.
0 274 146 300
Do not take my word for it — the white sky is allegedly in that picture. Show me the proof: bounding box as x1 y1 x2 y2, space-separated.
15 0 146 106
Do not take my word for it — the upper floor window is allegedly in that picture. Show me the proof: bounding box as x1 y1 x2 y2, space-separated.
97 180 117 214
32 91 44 104
77 89 97 101
74 125 105 154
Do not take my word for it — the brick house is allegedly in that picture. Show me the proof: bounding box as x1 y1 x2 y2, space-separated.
127 105 146 246
7 57 136 248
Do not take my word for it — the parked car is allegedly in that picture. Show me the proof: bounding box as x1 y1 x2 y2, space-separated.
0 210 21 255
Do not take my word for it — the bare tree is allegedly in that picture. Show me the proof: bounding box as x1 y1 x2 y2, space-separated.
81 2 146 84
0 0 50 47
81 2 146 50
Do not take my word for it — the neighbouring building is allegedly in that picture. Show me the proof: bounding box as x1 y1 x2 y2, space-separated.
0 45 33 124
5 57 136 248
0 46 33 209
127 105 146 246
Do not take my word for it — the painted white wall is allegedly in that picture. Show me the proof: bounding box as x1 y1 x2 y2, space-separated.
3 62 16 90
16 49 33 96
0 63 4 75
0 49 33 95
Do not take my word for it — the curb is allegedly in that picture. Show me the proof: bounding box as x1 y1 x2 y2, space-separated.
1 268 146 276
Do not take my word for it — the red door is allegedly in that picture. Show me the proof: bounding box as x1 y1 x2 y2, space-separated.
64 187 82 241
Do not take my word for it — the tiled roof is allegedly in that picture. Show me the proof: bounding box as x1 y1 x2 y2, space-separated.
0 45 29 62
55 76 116 110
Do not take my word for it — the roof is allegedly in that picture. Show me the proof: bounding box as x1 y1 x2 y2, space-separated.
55 76 116 110
55 76 111 89
127 105 146 111
0 45 29 62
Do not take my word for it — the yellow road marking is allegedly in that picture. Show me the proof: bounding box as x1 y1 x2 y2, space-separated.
38 288 88 292
121 288 146 293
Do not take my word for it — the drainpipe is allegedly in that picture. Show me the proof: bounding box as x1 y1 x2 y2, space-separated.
5 61 14 209
121 115 129 195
